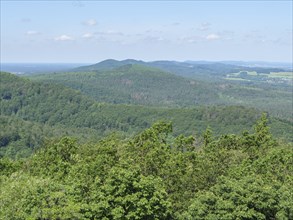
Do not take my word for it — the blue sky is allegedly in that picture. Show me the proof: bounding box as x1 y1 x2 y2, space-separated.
1 1 292 63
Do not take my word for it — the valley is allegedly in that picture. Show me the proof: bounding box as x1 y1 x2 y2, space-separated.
1 60 292 158
28 60 293 121
1 67 292 218
1 0 292 218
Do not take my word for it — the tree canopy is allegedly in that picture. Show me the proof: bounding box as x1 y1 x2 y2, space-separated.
1 116 292 219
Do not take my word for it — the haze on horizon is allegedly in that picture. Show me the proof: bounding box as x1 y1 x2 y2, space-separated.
1 1 292 63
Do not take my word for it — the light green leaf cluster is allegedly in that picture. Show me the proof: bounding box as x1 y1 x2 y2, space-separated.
0 115 292 219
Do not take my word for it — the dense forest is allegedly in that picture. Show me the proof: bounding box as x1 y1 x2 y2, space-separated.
1 0 292 218
1 115 292 219
0 60 292 219
1 72 292 158
30 62 293 121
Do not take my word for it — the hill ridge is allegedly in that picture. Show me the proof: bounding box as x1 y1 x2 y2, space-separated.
1 71 293 158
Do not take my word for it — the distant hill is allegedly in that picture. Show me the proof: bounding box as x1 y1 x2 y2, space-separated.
30 64 221 106
73 59 145 72
216 61 293 70
72 59 237 79
73 59 286 80
0 63 89 75
30 63 293 121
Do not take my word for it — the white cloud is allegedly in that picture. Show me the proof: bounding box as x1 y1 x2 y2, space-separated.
54 35 74 41
206 34 220 40
26 30 40 35
84 19 97 26
82 33 94 38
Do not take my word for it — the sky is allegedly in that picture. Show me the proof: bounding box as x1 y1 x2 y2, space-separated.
1 0 292 63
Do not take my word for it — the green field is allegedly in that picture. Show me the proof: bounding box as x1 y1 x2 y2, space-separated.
225 77 251 81
227 71 258 77
268 72 293 78
228 71 292 79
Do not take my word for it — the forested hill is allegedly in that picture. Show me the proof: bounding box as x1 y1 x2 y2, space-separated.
1 72 292 158
30 64 293 121
30 64 220 106
1 72 293 219
73 59 145 72
73 59 285 78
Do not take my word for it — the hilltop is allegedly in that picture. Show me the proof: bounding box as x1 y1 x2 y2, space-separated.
30 64 219 106
72 59 287 80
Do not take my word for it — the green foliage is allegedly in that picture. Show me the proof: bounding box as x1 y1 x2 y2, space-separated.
1 61 292 219
0 174 82 219
29 65 220 106
94 167 172 219
0 157 20 176
2 71 291 158
0 118 292 219
0 115 101 159
203 126 213 147
183 175 293 220
30 62 293 121
254 113 274 147
0 70 292 219
124 121 173 176
29 137 78 178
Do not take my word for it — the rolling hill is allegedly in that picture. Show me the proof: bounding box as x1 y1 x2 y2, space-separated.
1 72 292 158
30 64 220 106
72 59 286 80
29 63 293 121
